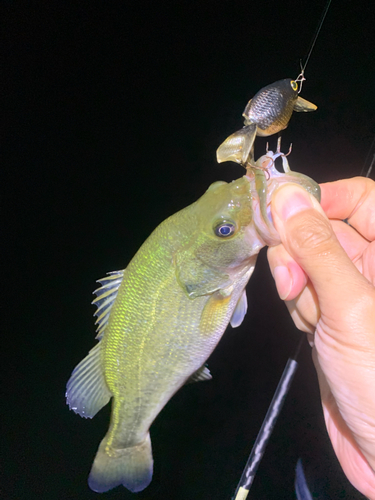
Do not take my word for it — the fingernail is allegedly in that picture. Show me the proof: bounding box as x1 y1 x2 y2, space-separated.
273 265 292 300
273 184 313 221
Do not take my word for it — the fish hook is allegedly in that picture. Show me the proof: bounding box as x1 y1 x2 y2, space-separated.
273 138 293 172
247 163 272 181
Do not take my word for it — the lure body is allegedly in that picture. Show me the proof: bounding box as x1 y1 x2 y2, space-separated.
217 78 317 165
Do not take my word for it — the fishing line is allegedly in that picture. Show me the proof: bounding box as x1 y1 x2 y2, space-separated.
296 0 332 91
230 5 335 498
298 0 373 180
231 334 305 500
365 155 375 179
360 133 375 178
230 4 336 497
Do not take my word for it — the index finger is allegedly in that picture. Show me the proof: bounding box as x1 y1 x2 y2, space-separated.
320 177 375 242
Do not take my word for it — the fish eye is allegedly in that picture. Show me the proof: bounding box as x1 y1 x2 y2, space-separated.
214 220 236 238
291 80 298 91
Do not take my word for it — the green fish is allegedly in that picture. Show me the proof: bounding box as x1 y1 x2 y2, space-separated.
67 176 271 493
217 78 317 166
66 145 320 494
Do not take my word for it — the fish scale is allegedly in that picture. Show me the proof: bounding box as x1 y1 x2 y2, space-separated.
66 148 320 494
66 177 267 493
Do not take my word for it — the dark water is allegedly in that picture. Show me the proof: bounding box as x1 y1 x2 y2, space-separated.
3 1 373 499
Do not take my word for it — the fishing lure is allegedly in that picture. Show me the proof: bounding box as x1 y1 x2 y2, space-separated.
217 78 317 166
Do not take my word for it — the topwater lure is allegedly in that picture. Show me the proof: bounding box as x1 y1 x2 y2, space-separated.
217 78 317 166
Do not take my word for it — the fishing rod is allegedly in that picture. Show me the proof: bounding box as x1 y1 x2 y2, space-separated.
233 334 304 500
231 2 333 499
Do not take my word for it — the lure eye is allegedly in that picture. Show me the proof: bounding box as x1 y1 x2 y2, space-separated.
214 221 236 238
291 80 298 91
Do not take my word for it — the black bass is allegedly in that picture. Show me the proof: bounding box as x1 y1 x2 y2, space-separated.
66 146 319 494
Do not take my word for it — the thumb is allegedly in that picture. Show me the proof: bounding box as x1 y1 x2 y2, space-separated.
271 183 370 325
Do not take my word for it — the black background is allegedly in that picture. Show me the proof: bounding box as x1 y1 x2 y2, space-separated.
3 1 374 499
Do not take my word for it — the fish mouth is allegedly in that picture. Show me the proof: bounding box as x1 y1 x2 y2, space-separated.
245 142 320 247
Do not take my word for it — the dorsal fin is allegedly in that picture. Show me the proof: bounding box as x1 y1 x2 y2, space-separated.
66 343 112 418
66 270 124 418
92 270 124 339
186 364 212 384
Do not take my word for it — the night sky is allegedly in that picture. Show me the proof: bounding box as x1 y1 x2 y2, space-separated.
3 1 375 499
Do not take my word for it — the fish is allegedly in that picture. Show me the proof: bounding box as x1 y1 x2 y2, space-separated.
66 145 320 494
217 78 317 166
67 176 270 493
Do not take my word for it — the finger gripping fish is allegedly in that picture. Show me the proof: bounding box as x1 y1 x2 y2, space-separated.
217 78 317 166
66 147 319 494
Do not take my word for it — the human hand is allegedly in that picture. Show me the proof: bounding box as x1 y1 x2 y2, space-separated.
267 177 375 499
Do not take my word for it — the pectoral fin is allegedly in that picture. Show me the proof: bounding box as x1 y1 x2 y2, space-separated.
175 253 232 299
200 290 233 336
230 290 248 328
293 96 317 112
216 124 256 165
186 364 212 384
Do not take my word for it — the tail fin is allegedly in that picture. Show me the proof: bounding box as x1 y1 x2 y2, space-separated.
88 433 153 493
